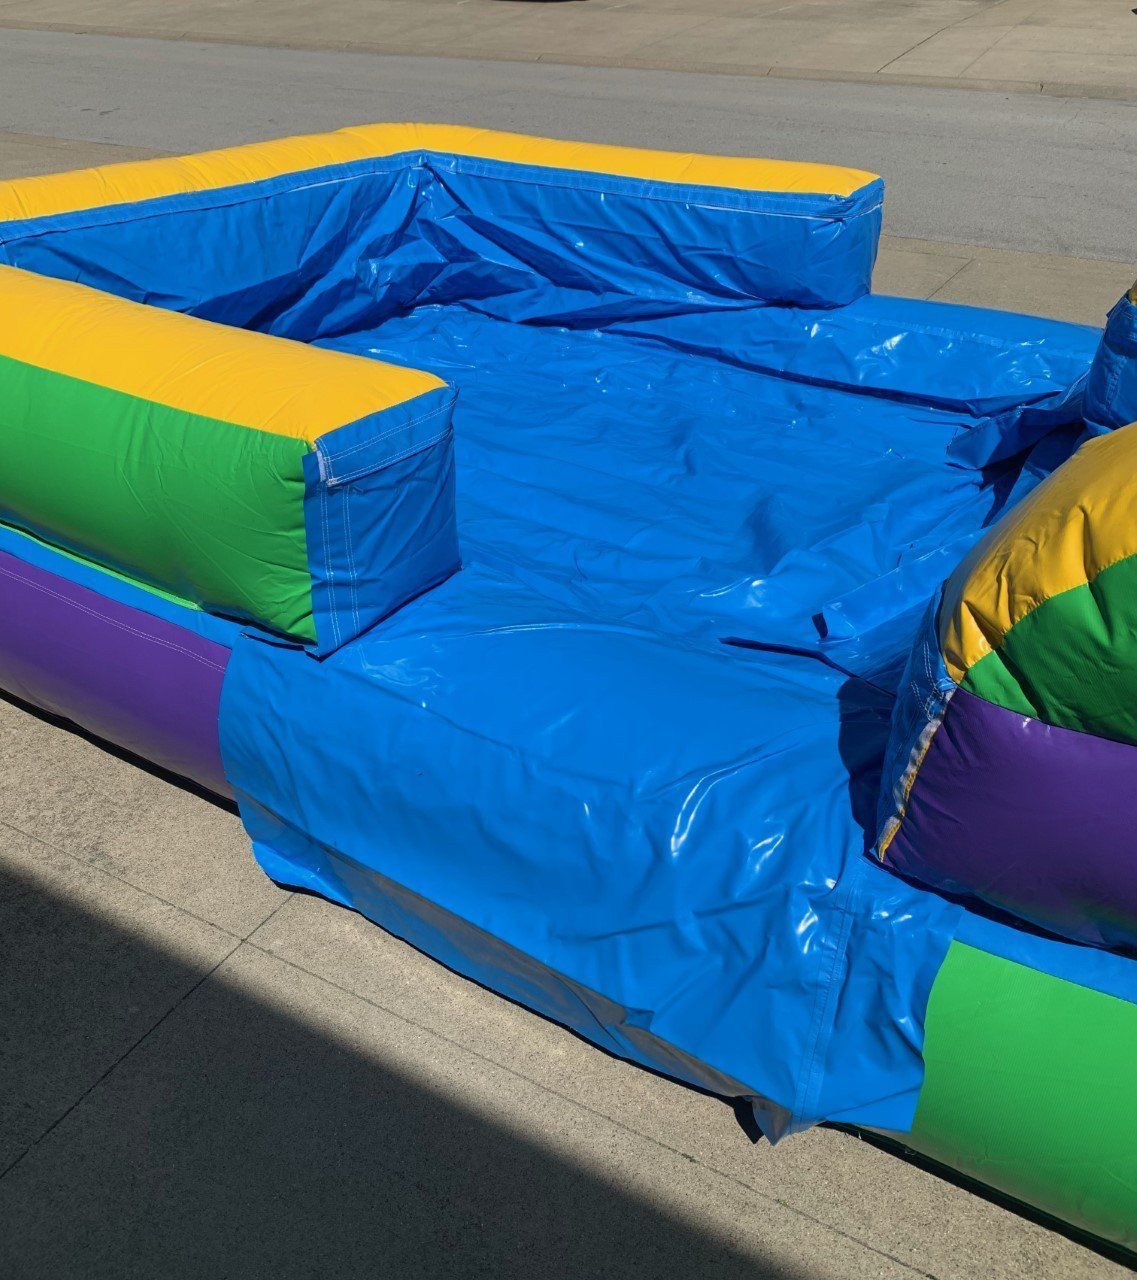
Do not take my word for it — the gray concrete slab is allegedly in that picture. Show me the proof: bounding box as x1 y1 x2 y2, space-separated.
0 30 1134 260
0 130 161 177
0 700 288 937
1 0 1136 99
249 891 1121 1280
873 239 974 302
881 236 1137 326
0 935 908 1279
0 815 237 1174
0 890 1120 1279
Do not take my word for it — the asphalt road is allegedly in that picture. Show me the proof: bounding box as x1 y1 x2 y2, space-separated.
0 27 1134 260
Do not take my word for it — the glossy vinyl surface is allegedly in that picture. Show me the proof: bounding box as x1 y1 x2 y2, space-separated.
0 548 231 795
222 287 1095 1139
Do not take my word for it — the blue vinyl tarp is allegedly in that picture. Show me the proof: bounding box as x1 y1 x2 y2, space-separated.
219 291 1097 1138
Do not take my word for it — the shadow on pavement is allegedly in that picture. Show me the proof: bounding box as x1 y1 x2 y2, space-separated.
0 858 814 1280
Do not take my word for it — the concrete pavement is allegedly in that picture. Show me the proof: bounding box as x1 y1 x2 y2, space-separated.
1 0 1136 99
0 696 1126 1278
0 19 1133 1280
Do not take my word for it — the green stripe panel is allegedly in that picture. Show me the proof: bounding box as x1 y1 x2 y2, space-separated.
907 941 1137 1253
0 352 315 641
961 551 1137 744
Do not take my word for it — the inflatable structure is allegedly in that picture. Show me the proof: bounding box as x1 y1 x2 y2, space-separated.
1 125 1134 1254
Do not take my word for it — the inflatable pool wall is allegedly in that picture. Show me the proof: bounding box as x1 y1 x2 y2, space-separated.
0 265 457 653
0 122 882 317
2 125 1135 1257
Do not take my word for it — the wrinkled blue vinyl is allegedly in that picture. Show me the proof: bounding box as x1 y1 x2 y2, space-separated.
219 292 1096 1138
1085 290 1137 434
5 153 1112 1138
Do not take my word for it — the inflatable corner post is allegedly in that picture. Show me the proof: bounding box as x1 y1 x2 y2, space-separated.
0 124 1134 1256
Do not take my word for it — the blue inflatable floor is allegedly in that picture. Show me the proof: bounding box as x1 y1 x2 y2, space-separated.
220 293 1098 1138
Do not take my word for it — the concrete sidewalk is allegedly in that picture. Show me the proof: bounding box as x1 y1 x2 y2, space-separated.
1 0 1136 100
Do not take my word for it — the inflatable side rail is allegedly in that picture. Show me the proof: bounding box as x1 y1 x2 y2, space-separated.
0 123 884 315
0 265 458 653
876 281 1137 951
0 122 881 221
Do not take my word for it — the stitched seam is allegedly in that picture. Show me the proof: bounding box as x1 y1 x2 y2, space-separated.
876 694 952 861
794 856 861 1127
318 480 340 650
921 639 939 720
319 396 454 464
0 561 227 672
327 425 452 487
342 485 360 635
1100 346 1123 411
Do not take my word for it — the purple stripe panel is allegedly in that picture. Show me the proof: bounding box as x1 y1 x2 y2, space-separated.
883 684 1137 953
0 550 231 797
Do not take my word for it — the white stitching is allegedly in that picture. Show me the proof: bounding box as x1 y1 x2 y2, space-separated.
327 425 452 487
315 478 340 650
320 396 455 463
342 484 360 634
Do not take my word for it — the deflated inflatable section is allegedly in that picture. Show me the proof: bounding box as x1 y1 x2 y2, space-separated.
2 122 1136 1257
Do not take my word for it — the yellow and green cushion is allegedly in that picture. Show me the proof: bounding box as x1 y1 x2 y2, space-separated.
0 265 457 652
